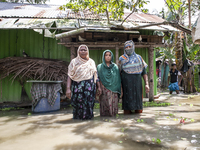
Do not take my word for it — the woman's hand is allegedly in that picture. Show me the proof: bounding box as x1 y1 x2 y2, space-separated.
66 89 71 99
145 85 150 93
97 87 102 96
66 77 72 99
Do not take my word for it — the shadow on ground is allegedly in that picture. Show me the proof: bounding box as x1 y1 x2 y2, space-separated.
0 93 200 150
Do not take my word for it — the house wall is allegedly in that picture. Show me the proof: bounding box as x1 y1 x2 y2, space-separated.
0 29 70 102
0 29 157 103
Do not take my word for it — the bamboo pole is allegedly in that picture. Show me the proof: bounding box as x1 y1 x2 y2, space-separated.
55 28 87 40
115 45 119 65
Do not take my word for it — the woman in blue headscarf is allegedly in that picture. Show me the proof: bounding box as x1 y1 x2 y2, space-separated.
119 40 149 114
97 50 122 116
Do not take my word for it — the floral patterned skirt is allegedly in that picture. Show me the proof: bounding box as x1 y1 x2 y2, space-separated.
71 77 96 120
99 84 118 117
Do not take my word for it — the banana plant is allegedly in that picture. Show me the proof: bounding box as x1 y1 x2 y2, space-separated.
156 32 177 64
155 32 178 88
182 38 200 61
182 38 200 93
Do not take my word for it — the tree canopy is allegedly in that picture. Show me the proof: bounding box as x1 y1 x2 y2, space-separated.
164 0 200 24
60 0 149 24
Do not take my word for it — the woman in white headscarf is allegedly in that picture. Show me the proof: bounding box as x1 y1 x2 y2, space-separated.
66 45 102 120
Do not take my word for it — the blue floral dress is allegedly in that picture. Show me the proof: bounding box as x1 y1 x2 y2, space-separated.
71 77 96 120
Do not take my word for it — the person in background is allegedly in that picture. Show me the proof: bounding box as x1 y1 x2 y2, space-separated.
168 63 183 94
97 50 122 117
66 45 102 120
119 40 149 114
156 67 160 77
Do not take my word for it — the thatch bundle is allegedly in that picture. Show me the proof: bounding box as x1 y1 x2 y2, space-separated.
0 57 69 83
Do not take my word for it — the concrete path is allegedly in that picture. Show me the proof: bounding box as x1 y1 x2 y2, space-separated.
0 92 200 150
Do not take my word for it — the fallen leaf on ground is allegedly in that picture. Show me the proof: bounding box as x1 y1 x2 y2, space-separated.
181 137 187 140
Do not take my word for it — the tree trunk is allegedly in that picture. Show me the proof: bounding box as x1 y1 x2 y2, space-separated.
182 67 196 93
148 47 154 102
191 73 196 93
175 32 183 71
182 72 187 93
188 0 191 29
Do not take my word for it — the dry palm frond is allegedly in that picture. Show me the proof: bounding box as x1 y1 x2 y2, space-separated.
0 57 69 84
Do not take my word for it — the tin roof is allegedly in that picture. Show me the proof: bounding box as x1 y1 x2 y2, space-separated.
124 13 165 23
0 2 185 33
0 2 165 22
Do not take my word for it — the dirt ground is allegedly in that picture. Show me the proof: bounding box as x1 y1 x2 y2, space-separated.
0 92 200 150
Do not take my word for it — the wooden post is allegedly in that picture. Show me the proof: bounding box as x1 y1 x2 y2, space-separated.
148 46 154 102
115 45 119 65
70 46 76 60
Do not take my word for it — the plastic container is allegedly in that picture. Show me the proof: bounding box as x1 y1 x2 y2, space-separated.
32 92 60 113
27 80 62 113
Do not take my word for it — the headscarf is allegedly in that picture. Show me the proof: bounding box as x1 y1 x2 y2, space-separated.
124 40 135 56
97 50 121 94
119 40 148 74
68 45 97 83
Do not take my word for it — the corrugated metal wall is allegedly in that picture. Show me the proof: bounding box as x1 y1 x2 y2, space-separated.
0 29 70 60
0 29 157 103
0 29 70 103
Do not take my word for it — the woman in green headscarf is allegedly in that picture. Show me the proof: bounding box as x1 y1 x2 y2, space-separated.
97 50 122 117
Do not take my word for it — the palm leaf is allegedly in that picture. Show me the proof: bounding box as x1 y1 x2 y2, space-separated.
189 44 200 55
183 39 189 53
163 49 176 60
182 39 188 61
196 56 200 60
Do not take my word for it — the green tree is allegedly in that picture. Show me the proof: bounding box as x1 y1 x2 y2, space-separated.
60 0 149 25
160 0 200 93
155 32 177 88
164 0 200 27
164 0 186 24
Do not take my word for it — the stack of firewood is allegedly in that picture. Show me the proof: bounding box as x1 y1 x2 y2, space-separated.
0 57 69 83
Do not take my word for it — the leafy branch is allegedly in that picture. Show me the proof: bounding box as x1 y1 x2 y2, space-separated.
60 0 149 27
121 0 139 25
